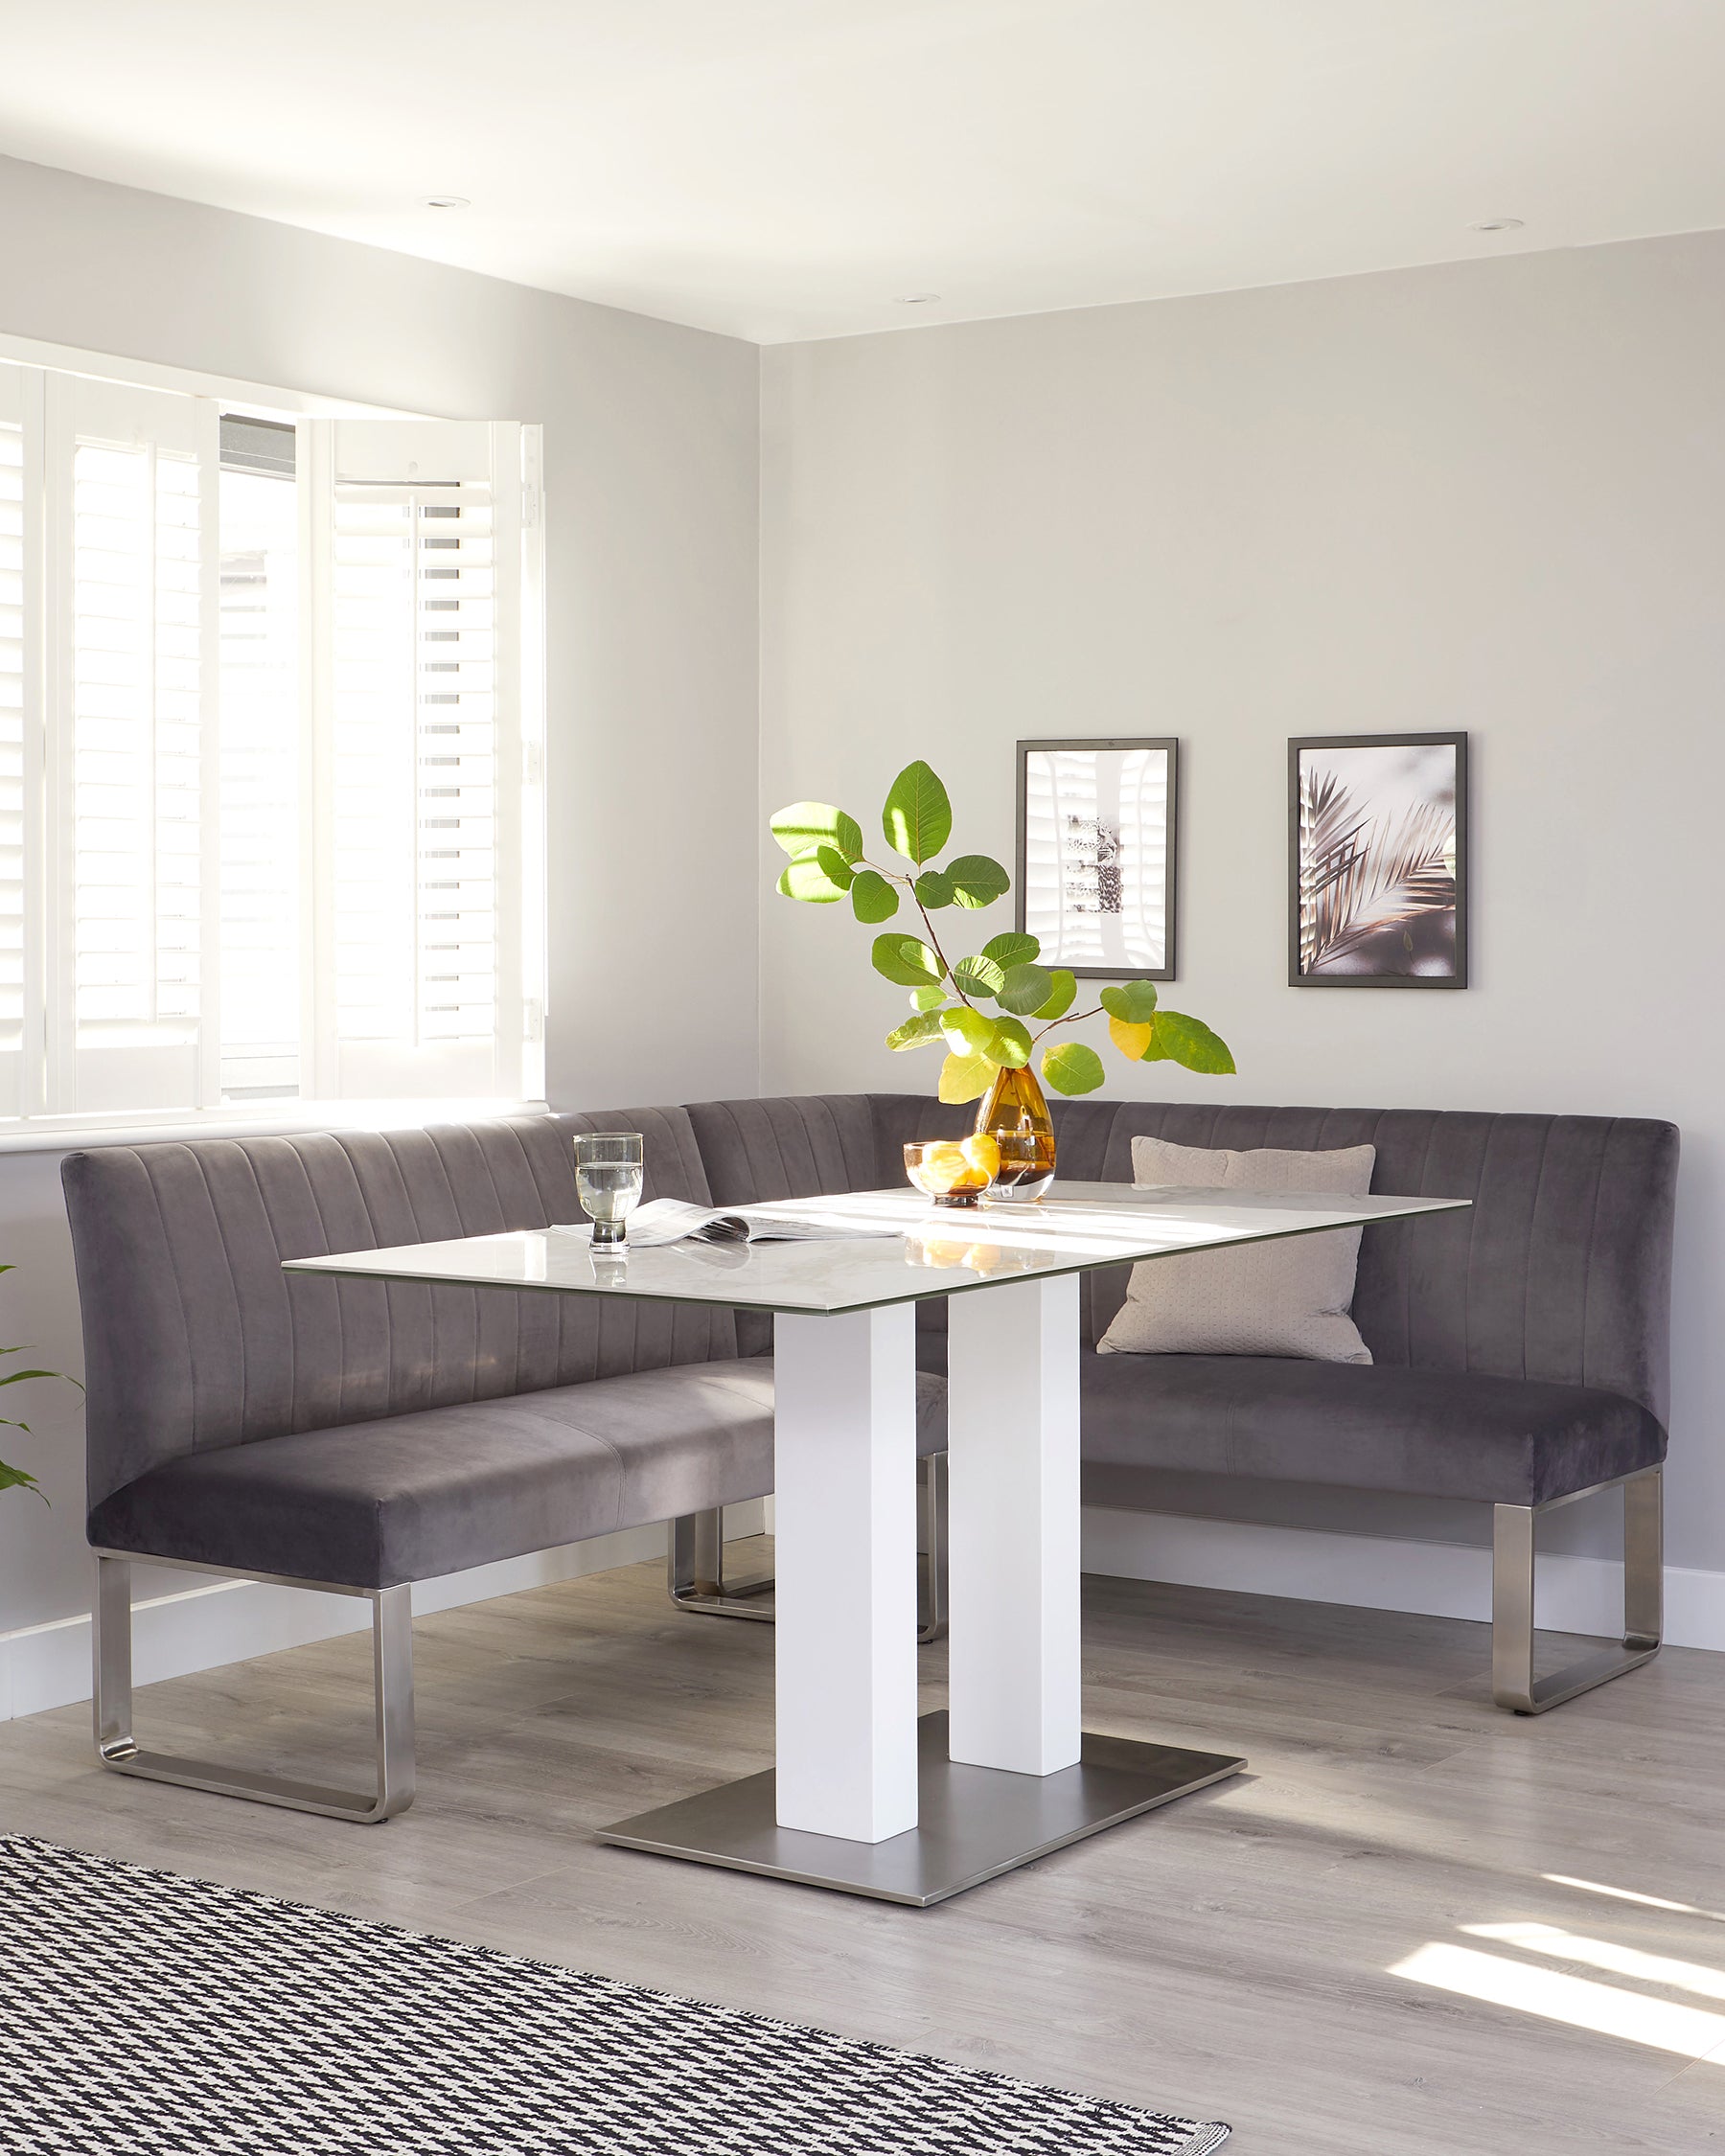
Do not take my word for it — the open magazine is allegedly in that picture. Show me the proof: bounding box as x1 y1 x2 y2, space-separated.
552 1198 893 1250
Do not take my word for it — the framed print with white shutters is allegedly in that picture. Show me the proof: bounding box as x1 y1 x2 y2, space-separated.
1015 739 1177 982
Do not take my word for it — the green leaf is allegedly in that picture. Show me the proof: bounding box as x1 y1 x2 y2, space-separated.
815 844 855 891
953 952 1006 999
946 854 1011 909
909 984 947 1012
983 931 1040 970
882 761 953 866
988 1017 1033 1068
1099 979 1160 1023
997 962 1055 1017
1032 969 1077 1021
886 1012 947 1052
940 1006 997 1057
0 1371 60 1387
938 1050 997 1105
1145 1011 1237 1075
770 801 863 860
913 869 954 909
1041 1041 1107 1095
850 869 899 924
871 932 945 987
0 1460 44 1502
777 846 849 904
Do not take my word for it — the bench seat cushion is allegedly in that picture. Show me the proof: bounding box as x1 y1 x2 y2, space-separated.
90 1362 949 1591
1078 1352 1665 1508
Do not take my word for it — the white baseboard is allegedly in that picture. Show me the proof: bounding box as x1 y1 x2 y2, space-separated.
1081 1506 1725 1653
0 1501 767 1723
8 1501 1714 1725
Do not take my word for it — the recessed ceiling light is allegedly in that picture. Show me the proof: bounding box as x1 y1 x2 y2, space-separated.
1469 217 1524 233
895 292 941 305
424 195 470 211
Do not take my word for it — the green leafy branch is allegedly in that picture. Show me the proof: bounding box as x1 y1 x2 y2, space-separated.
0 1262 79 1503
771 761 1235 1104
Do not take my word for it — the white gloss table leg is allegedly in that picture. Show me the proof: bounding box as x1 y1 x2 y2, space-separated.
946 1273 1083 1776
772 1304 920 1842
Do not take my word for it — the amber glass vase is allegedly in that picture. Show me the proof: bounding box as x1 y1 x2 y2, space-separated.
974 1063 1056 1199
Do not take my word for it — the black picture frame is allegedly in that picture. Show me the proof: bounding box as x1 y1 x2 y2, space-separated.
1289 731 1469 989
1015 737 1179 982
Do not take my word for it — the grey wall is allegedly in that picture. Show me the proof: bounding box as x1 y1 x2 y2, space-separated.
760 232 1724 1575
0 155 761 1638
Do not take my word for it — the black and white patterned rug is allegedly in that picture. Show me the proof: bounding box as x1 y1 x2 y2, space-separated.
0 1837 1227 2155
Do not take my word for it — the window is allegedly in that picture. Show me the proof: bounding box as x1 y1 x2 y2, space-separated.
0 362 544 1126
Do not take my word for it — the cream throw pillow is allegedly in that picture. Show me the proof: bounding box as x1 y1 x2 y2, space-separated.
1096 1135 1376 1364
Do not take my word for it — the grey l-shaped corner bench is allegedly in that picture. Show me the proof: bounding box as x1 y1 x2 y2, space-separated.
61 1092 1676 1822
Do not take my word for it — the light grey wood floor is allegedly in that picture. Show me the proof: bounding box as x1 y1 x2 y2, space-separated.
3 1548 1723 2154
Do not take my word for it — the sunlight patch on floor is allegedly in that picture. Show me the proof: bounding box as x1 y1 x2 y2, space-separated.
1391 1942 1725 2061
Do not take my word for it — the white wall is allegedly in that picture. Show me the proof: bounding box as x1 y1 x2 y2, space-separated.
0 156 761 1675
760 233 1725 1611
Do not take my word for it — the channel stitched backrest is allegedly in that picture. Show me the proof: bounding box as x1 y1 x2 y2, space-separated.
854 1094 1679 1425
682 1094 886 1352
63 1108 735 1508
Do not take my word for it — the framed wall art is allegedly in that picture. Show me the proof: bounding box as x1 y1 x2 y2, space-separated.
1289 731 1468 988
1015 738 1177 981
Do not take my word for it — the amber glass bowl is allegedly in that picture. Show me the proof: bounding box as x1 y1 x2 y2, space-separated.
904 1136 999 1208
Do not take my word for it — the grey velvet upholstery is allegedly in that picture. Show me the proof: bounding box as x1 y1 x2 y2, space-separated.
1077 1355 1664 1508
690 1091 1678 1511
87 1364 949 1590
63 1106 948 1593
63 1109 735 1510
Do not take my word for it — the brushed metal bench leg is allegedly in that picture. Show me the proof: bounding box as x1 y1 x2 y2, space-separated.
1491 1465 1663 1714
93 1551 416 1822
668 1453 950 1643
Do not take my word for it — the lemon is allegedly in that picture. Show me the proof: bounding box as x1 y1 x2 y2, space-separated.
961 1133 1000 1181
920 1139 970 1193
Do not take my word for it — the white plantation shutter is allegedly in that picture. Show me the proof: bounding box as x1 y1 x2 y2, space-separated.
53 377 218 1115
0 356 543 1128
310 419 540 1101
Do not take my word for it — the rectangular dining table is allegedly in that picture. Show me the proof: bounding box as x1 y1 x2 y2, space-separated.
287 1179 1468 1904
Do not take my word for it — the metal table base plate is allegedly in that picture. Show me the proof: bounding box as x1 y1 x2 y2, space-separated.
597 1710 1246 1906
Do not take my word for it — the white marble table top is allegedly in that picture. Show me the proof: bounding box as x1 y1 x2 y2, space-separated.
284 1180 1470 1317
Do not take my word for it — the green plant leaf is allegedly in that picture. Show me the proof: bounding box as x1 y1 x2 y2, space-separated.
770 802 863 860
940 1006 997 1058
815 843 855 891
913 869 954 909
1041 1041 1107 1095
953 952 1006 999
946 854 1011 909
886 1011 947 1052
997 962 1055 1016
938 1050 997 1104
776 847 849 904
909 984 947 1012
1099 979 1160 1023
850 869 899 924
1144 1011 1236 1074
1032 969 1077 1021
988 1017 1032 1068
882 761 953 866
871 932 945 987
0 1460 44 1501
983 931 1040 969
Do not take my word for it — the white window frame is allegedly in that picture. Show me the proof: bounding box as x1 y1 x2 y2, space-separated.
0 339 546 1145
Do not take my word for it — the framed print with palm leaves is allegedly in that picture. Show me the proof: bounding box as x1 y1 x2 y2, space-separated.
1016 738 1178 981
1290 732 1468 988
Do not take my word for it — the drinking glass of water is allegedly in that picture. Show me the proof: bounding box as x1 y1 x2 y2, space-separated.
574 1132 644 1247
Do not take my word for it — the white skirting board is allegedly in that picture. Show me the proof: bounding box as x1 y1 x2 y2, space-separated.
6 1500 1720 1724
1080 1507 1725 1654
0 1502 762 1724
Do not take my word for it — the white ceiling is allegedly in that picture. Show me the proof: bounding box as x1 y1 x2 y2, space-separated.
2 0 1723 344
